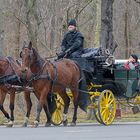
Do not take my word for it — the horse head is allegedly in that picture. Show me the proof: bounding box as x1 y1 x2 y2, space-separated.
20 41 34 72
20 41 45 74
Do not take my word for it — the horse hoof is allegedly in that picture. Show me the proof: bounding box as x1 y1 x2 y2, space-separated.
45 122 51 127
22 117 28 127
22 123 27 127
32 120 39 128
63 120 68 126
6 121 14 127
70 122 76 126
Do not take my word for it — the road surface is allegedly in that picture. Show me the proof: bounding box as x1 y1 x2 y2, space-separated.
0 122 140 140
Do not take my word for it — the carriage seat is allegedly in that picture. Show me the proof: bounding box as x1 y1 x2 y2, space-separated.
72 57 94 73
81 47 101 58
73 47 101 73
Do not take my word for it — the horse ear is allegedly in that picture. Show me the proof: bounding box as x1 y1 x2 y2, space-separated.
23 41 26 45
29 41 32 50
22 41 26 48
19 51 22 58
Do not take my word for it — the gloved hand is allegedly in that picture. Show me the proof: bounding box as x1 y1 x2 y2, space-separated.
65 49 71 57
56 51 66 59
65 48 71 53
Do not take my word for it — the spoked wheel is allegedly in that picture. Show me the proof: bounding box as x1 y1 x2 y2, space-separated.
98 89 116 125
93 97 102 124
93 107 102 124
88 86 103 124
51 95 64 126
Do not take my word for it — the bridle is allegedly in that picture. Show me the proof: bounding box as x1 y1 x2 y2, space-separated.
20 46 34 71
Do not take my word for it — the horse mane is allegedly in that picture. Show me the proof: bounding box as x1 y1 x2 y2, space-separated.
32 47 45 67
0 56 6 61
0 57 11 76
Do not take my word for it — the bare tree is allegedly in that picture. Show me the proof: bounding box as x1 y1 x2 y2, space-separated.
101 0 118 55
0 1 5 56
24 0 39 49
13 0 23 57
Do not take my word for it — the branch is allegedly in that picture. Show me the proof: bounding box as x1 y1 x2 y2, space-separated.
38 36 51 52
12 13 28 29
67 3 77 24
38 0 48 46
75 0 93 19
134 0 140 4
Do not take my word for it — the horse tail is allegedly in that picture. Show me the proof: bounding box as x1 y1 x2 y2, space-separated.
74 63 90 112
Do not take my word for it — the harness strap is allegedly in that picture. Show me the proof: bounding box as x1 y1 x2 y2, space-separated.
5 57 21 83
26 59 89 94
31 74 51 81
48 61 58 94
30 60 58 98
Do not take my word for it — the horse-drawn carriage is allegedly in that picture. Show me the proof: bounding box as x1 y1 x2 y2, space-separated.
51 48 140 126
1 42 140 127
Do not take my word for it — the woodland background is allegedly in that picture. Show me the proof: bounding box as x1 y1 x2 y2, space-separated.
0 0 139 59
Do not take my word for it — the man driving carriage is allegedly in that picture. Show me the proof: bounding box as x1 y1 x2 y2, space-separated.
57 19 84 59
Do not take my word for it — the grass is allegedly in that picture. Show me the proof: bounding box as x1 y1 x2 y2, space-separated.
1 111 140 126
1 95 140 126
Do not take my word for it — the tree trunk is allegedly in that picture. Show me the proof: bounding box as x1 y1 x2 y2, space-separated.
0 9 4 56
25 0 38 49
124 0 131 59
101 0 117 55
0 30 4 56
94 0 101 48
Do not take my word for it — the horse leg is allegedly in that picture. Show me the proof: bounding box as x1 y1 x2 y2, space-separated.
0 105 10 120
33 102 42 127
43 102 52 127
70 88 79 126
0 89 10 121
22 91 32 127
40 89 52 127
6 91 15 127
59 89 70 126
34 88 51 127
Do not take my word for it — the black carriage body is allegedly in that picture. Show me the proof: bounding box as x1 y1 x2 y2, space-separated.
74 57 115 87
73 49 140 98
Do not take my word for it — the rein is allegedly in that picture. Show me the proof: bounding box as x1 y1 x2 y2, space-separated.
27 60 58 88
25 57 88 93
27 60 51 81
27 60 88 94
22 46 88 93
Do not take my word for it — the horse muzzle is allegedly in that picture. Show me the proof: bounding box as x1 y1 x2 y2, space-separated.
21 66 29 73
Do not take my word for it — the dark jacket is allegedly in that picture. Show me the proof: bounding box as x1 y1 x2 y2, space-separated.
60 30 84 58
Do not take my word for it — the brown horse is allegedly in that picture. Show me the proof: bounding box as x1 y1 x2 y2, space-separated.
0 56 32 127
21 41 89 127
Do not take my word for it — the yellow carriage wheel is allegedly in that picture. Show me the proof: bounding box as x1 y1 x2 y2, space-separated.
88 85 103 124
51 95 64 126
92 97 102 124
93 107 102 124
98 89 116 125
